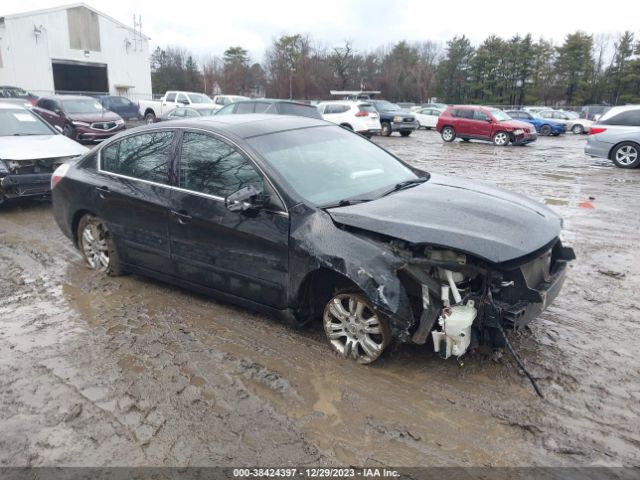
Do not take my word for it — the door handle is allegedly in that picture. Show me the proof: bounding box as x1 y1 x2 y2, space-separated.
96 186 110 199
171 210 192 224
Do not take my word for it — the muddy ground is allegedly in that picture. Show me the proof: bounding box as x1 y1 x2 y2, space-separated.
0 131 638 467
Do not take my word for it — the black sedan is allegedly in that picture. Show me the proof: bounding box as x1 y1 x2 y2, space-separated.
51 115 574 364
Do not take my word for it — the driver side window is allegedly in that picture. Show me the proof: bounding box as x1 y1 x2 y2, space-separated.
179 132 263 198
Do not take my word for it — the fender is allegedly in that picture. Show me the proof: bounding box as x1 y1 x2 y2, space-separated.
287 204 415 339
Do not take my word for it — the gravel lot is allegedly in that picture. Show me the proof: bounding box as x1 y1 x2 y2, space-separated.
0 130 638 467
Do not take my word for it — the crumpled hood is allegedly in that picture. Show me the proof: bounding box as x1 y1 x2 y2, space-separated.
0 135 88 160
502 119 534 130
327 173 562 264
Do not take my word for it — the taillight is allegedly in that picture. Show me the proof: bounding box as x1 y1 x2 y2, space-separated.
355 111 369 117
589 126 607 135
51 163 70 189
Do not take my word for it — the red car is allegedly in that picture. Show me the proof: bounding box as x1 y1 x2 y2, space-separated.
33 95 125 143
436 105 537 146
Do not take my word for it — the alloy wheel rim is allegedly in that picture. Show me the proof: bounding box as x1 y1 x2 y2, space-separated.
81 223 110 271
323 293 387 364
495 133 508 145
443 129 453 140
616 146 638 166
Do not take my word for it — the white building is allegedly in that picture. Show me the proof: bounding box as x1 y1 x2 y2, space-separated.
0 3 151 100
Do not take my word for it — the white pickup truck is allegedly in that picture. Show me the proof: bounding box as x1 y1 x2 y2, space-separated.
138 91 215 124
211 95 250 112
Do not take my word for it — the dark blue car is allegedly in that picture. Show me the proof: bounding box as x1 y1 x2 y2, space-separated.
97 96 139 120
506 110 565 136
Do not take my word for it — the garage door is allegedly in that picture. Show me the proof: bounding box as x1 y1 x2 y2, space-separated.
52 60 108 94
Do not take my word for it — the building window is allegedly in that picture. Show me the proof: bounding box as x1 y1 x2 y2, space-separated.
67 6 101 52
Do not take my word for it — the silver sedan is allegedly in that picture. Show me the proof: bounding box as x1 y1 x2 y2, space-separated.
584 106 640 168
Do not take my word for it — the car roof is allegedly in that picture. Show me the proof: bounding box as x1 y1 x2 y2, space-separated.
43 94 96 100
230 99 315 106
0 101 28 110
598 105 640 121
138 113 330 139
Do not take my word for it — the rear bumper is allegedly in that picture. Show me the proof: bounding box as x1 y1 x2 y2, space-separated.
584 137 612 159
0 173 51 198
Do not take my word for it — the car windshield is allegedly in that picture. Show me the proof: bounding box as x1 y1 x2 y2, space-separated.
247 126 421 206
0 108 54 136
187 93 213 104
490 110 512 121
62 99 104 114
374 101 401 112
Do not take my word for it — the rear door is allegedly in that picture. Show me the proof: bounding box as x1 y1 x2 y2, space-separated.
452 109 474 136
94 130 177 274
169 130 290 307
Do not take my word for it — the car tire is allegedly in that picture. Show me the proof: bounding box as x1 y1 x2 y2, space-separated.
400 130 412 137
144 112 156 125
611 142 640 169
381 122 392 137
441 126 456 142
323 290 391 364
63 124 76 139
77 214 124 276
572 124 584 135
540 125 551 136
492 131 510 146
461 138 470 142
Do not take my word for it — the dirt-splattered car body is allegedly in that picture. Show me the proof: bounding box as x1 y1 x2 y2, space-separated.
51 114 574 363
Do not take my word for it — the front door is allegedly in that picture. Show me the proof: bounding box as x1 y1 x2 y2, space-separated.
169 131 290 308
94 130 177 274
471 110 493 139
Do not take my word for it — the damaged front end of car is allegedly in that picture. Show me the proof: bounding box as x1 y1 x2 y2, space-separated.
394 238 575 360
0 157 76 203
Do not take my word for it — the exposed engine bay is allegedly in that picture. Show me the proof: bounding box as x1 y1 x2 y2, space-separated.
0 157 74 200
395 240 575 360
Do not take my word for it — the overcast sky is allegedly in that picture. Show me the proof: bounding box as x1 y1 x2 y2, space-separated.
4 0 637 61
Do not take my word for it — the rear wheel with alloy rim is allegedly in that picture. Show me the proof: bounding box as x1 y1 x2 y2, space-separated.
441 126 456 142
492 131 509 146
144 112 156 124
611 142 640 168
323 292 391 364
572 124 584 134
77 214 124 276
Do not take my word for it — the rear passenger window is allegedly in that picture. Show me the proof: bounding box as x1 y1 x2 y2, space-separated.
236 102 255 114
453 109 474 119
179 132 263 197
101 131 174 185
473 111 490 121
601 110 640 126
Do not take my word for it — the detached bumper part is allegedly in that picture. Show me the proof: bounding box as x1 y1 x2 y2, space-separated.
0 173 52 197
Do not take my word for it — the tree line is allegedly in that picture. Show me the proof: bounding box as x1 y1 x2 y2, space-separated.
150 30 640 106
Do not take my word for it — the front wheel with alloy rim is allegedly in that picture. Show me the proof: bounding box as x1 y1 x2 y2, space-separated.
492 131 510 146
539 125 551 136
572 124 584 134
77 215 124 276
611 142 640 168
380 122 392 137
441 126 456 142
323 292 391 364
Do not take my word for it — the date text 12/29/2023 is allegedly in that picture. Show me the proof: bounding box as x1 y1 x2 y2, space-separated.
233 468 400 478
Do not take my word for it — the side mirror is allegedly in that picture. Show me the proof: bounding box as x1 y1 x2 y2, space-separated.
225 185 264 212
54 125 63 133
